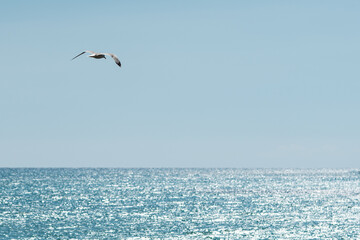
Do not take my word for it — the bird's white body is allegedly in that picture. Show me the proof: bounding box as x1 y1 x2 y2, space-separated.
72 50 121 67
89 53 106 59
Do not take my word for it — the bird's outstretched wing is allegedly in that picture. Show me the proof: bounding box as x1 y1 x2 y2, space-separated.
104 53 121 67
71 50 95 60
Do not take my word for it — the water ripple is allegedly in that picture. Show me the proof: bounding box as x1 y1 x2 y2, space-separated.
0 168 360 239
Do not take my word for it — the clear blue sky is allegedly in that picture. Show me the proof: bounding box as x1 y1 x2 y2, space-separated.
1 1 360 168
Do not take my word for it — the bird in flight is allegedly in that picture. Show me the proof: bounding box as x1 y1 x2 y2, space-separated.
72 50 121 68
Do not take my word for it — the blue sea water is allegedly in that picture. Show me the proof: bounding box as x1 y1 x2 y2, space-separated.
1 168 360 239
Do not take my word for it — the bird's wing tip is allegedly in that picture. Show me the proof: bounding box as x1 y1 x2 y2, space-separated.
71 51 87 60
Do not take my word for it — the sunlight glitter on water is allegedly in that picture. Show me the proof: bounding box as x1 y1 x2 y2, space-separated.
0 168 360 239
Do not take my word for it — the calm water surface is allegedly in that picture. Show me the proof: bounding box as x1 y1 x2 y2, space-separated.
1 168 360 239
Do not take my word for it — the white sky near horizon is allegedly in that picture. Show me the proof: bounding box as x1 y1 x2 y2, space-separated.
1 1 360 168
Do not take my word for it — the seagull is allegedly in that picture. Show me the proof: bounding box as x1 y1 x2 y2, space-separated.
72 50 121 68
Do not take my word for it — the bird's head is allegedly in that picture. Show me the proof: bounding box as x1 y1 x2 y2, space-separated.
103 56 106 59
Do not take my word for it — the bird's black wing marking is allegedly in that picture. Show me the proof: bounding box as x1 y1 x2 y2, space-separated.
71 51 86 60
110 54 121 67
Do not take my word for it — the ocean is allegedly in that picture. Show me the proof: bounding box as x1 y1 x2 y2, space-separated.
1 168 360 239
